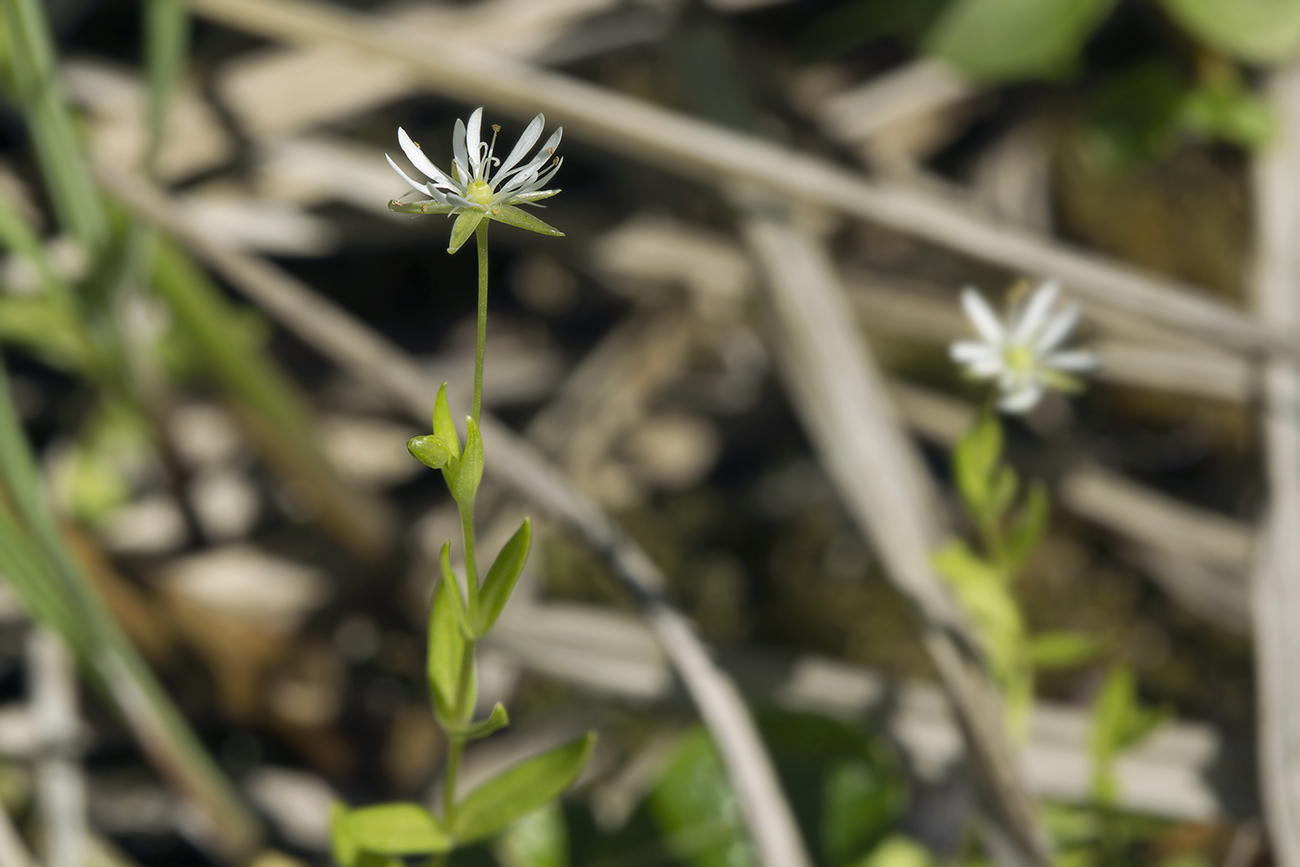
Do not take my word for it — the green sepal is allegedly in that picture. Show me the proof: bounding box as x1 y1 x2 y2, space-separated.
449 416 485 505
448 211 485 254
340 802 452 856
432 383 461 459
388 199 457 215
428 566 475 727
474 517 531 637
407 435 452 470
452 732 596 844
443 700 510 740
489 203 563 237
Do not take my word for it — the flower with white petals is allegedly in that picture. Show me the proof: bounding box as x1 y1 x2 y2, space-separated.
950 279 1099 414
386 108 564 253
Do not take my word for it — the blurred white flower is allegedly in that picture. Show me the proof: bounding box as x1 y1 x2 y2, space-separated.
950 279 1099 413
386 107 564 252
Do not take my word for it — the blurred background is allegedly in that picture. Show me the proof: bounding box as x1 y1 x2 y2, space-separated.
0 0 1286 864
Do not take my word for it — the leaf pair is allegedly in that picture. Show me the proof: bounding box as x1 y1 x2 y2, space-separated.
330 732 595 865
406 383 484 505
428 518 531 728
387 200 563 255
1089 666 1168 806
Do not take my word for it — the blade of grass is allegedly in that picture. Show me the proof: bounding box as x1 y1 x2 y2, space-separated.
0 0 107 253
144 0 189 177
0 358 263 860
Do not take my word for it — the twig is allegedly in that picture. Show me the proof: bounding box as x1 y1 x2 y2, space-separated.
28 629 84 867
1250 64 1300 867
98 168 813 867
186 0 1300 360
736 198 1052 866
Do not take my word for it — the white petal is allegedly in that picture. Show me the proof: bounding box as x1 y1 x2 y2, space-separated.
1046 350 1100 372
960 288 1004 344
453 117 470 184
466 108 484 177
499 127 562 188
998 382 1043 414
950 341 997 364
1011 279 1060 343
397 128 456 189
1035 303 1080 353
386 152 433 195
494 113 545 186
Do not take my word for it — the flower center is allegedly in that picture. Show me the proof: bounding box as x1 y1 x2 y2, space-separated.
1003 345 1035 374
467 179 494 205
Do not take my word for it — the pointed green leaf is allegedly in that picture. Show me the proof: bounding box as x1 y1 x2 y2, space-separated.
345 803 452 855
474 518 531 636
440 541 473 638
494 803 569 867
448 211 485 254
490 203 564 237
1005 480 1049 573
453 732 596 844
407 435 452 470
925 0 1118 83
445 701 510 740
389 199 457 215
330 804 411 866
1159 0 1300 64
433 383 460 459
429 569 474 726
1028 630 1106 670
450 416 485 505
953 410 1002 520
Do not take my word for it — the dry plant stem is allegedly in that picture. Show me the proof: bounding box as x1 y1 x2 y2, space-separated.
188 0 1300 361
1250 65 1300 867
28 630 84 867
98 169 812 867
0 802 38 867
738 199 1051 867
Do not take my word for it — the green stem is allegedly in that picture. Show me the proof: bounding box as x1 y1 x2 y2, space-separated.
472 220 489 426
459 500 480 615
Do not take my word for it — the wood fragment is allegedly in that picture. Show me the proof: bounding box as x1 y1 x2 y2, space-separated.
1250 64 1300 867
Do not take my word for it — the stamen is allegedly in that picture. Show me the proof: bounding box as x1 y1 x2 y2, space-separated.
485 126 502 179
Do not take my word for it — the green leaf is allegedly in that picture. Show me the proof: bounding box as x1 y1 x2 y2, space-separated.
494 803 569 867
428 567 474 727
649 728 756 867
1159 0 1300 63
1177 78 1275 150
388 199 457 215
854 835 936 867
453 732 596 845
445 701 510 740
490 203 564 237
474 518 531 636
407 435 452 470
925 0 1118 83
932 540 1022 681
1089 666 1168 805
344 803 452 855
448 211 485 254
329 804 407 867
432 382 460 459
450 416 485 505
987 464 1019 521
1004 480 1049 573
439 541 473 638
953 410 1002 521
1028 630 1106 670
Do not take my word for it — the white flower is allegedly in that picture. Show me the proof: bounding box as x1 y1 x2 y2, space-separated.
386 107 564 253
950 279 1099 414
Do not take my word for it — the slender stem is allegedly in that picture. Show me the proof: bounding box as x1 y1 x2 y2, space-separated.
459 501 480 614
472 220 489 426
